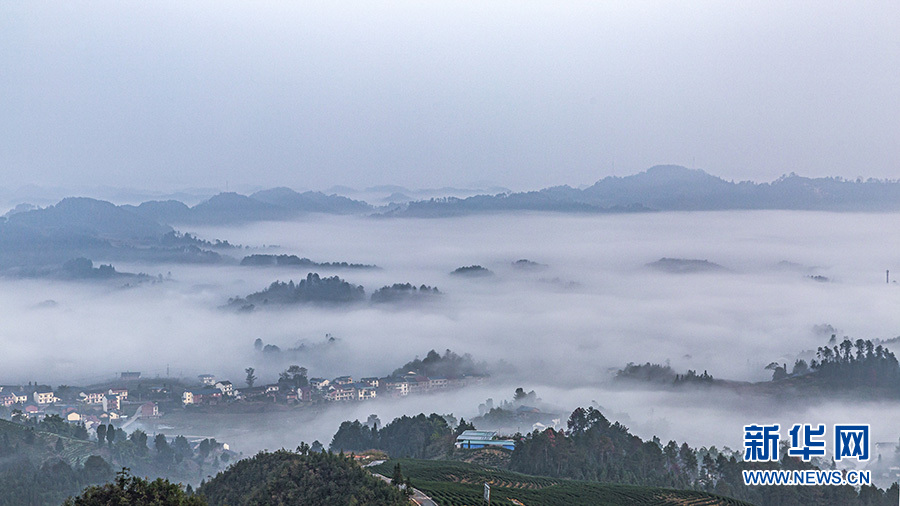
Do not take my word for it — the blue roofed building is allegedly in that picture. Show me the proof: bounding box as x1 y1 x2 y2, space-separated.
455 430 515 451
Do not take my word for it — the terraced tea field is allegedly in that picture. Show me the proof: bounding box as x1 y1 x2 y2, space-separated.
370 459 753 506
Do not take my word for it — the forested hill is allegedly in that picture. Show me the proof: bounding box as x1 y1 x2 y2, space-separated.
197 448 408 505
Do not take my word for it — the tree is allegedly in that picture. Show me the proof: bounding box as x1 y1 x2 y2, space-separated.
391 463 403 485
198 449 407 505
96 424 107 445
279 365 309 390
129 429 149 453
245 367 257 388
198 438 212 460
173 435 193 461
63 468 205 506
73 423 89 440
106 424 116 446
455 418 475 436
82 455 113 483
154 433 173 463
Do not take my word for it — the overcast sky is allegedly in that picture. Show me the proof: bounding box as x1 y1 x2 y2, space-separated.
1 1 898 192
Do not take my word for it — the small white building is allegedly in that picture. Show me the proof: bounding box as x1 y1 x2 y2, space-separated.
356 384 377 401
80 390 106 405
215 381 234 396
309 378 330 390
108 388 128 401
325 385 356 402
33 391 58 405
383 379 409 397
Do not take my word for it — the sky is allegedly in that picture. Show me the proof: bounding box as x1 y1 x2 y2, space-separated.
1 1 898 193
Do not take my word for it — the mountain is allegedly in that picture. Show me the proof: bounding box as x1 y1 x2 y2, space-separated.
579 165 744 210
187 192 292 224
0 198 226 271
249 187 372 214
384 191 639 218
380 166 900 217
122 200 192 225
121 188 372 226
6 197 170 241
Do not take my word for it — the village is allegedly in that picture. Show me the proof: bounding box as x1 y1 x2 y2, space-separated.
0 367 486 433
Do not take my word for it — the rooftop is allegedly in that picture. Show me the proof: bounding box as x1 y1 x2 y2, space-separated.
457 430 498 441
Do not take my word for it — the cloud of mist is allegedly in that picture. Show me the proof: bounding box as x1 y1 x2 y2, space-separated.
4 210 900 452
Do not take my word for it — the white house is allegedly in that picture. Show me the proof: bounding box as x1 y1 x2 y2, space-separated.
80 390 106 404
215 381 234 396
325 385 356 402
33 390 58 405
356 384 377 401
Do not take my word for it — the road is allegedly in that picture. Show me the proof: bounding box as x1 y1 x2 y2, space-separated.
366 462 438 506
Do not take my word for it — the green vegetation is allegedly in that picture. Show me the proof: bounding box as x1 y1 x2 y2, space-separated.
197 447 408 505
450 265 493 277
621 338 900 398
512 259 546 269
807 338 900 388
616 362 678 383
228 272 365 309
330 413 453 459
0 419 114 506
511 407 899 506
0 417 229 506
371 283 441 303
63 469 204 506
240 254 377 269
370 459 751 506
391 349 485 378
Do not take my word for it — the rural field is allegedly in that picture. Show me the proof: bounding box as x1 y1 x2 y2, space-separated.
370 459 752 506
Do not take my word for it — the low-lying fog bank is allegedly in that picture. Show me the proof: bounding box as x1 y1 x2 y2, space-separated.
138 383 900 461
3 210 900 452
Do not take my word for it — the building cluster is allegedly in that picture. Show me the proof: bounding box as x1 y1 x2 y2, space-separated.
181 371 483 406
182 378 312 405
0 381 159 432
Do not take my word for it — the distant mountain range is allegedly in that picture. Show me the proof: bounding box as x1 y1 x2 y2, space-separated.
0 189 373 271
123 188 372 225
380 165 900 216
5 165 900 271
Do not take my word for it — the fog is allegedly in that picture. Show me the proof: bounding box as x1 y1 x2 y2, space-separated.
3 210 900 453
